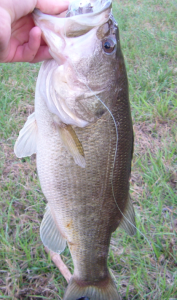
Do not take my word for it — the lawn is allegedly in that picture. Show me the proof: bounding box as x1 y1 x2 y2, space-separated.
0 0 177 299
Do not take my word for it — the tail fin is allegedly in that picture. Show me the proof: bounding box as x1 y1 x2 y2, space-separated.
63 275 120 300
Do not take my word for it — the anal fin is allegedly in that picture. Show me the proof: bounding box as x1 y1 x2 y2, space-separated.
14 112 37 158
40 205 66 254
119 194 136 236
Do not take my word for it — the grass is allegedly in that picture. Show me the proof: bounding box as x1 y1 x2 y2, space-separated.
0 0 177 299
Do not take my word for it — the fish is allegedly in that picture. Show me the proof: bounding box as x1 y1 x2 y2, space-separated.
14 0 136 299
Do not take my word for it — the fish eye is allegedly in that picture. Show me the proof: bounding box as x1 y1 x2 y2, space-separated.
102 38 116 54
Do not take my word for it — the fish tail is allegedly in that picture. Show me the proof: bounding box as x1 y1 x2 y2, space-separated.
63 274 121 300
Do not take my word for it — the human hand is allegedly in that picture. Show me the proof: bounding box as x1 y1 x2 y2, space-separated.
0 0 68 63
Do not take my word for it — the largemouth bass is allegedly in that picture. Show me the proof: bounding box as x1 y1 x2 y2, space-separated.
14 0 136 299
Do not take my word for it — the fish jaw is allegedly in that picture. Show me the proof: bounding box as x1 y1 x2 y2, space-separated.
33 0 112 63
33 0 112 32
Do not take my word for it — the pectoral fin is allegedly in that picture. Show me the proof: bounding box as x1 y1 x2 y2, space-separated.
119 194 136 236
14 112 37 158
40 205 66 254
58 124 86 168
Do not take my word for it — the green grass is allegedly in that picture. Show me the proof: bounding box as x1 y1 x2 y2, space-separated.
0 0 177 299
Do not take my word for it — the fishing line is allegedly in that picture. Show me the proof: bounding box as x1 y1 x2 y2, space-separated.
62 7 158 263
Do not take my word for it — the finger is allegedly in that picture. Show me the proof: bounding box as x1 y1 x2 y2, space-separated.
30 45 52 63
28 26 41 54
28 26 52 62
36 0 69 15
12 26 42 62
0 7 11 62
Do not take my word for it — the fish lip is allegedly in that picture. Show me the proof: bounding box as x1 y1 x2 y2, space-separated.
33 0 112 19
66 0 112 18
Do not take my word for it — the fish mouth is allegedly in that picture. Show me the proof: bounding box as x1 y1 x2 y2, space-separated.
64 0 112 38
66 0 112 17
33 0 112 38
33 1 112 64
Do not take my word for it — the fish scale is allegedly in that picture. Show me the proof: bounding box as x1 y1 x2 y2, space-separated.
14 1 136 299
36 88 130 280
